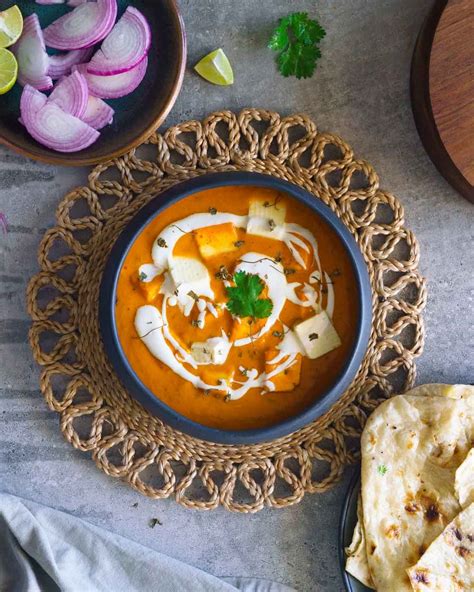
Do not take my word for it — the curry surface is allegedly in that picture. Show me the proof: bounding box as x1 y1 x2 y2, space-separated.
115 186 360 430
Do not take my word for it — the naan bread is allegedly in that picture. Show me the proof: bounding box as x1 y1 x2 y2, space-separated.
407 503 474 591
408 383 474 401
360 385 474 591
455 448 474 509
345 495 375 589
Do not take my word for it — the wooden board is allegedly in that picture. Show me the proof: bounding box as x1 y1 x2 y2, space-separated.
411 0 474 203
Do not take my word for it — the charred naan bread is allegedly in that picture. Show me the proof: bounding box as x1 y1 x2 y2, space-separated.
345 495 375 589
407 503 474 591
455 448 474 509
360 384 474 591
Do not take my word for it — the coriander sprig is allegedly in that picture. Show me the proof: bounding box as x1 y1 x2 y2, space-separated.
225 271 273 319
268 12 326 79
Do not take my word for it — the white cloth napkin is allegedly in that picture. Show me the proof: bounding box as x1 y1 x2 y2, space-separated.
0 493 295 592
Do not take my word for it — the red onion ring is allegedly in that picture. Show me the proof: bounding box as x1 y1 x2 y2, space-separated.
12 14 53 91
43 0 117 51
21 85 100 152
48 47 94 79
48 71 89 118
81 96 114 130
75 57 147 99
87 7 151 76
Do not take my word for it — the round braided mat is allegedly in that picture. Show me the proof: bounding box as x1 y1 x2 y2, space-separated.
27 109 426 512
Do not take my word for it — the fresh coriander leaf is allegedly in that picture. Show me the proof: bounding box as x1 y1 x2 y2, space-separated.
268 12 326 79
225 271 273 319
377 464 388 476
138 271 147 282
253 298 273 318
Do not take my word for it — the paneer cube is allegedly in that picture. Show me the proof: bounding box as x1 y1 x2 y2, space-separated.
230 317 266 342
170 257 209 287
138 277 163 303
191 336 231 365
293 310 341 359
264 349 302 392
249 199 286 225
169 257 213 304
246 198 287 240
194 223 238 259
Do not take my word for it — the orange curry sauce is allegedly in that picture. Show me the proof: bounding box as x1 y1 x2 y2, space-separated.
115 186 359 430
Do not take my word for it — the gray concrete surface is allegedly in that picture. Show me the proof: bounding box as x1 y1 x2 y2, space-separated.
1 1 473 591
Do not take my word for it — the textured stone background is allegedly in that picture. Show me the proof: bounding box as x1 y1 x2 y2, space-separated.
0 1 472 591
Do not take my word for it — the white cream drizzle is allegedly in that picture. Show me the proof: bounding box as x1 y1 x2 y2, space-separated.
232 252 287 347
133 208 337 400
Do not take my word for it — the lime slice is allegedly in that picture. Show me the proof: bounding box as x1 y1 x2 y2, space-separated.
194 48 234 86
0 5 23 49
0 48 18 95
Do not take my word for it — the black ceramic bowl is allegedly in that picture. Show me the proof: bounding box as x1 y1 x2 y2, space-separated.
99 172 372 444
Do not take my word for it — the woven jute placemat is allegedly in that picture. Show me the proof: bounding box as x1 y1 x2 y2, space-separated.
27 109 426 512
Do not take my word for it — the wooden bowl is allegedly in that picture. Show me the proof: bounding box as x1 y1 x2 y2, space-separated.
411 0 474 203
0 0 186 166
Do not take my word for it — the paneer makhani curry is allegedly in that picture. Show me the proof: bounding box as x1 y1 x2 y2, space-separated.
115 186 359 430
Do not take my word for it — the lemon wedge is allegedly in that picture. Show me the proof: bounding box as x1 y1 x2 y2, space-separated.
0 48 18 94
0 5 23 49
194 48 234 86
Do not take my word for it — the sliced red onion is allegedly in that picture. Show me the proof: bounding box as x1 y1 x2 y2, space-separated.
43 0 117 51
75 57 147 99
87 7 151 76
48 71 89 118
81 96 114 130
12 15 53 91
48 47 94 79
21 85 100 152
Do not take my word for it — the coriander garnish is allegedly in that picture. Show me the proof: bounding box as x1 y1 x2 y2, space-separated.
225 271 273 319
215 265 231 281
377 464 388 476
156 237 167 248
138 271 147 281
268 12 326 79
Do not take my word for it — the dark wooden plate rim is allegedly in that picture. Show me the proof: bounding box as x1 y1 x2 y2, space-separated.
0 0 187 167
338 468 373 592
410 0 474 204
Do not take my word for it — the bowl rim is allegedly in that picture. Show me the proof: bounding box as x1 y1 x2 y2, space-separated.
0 0 187 167
99 171 373 444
